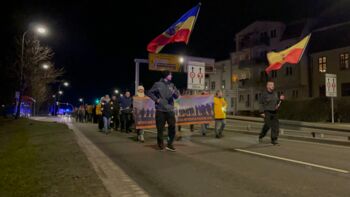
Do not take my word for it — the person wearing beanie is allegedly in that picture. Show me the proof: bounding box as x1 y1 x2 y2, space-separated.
120 90 133 133
135 85 145 142
148 70 180 151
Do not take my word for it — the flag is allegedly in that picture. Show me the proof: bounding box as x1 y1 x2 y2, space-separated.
265 34 311 73
147 4 201 53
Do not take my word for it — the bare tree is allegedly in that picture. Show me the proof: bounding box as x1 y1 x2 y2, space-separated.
14 34 64 117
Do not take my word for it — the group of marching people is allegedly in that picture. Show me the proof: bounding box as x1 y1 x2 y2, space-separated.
94 87 146 142
79 70 284 151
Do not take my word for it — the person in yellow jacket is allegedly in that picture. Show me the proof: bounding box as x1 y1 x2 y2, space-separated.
214 90 227 138
95 97 103 131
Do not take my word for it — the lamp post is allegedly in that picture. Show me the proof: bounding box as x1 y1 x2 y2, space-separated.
15 25 48 118
53 81 69 116
79 98 84 105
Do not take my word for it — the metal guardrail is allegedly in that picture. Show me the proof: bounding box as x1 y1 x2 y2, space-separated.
227 115 350 133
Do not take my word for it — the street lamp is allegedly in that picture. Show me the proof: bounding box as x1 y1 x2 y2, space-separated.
63 82 69 87
114 89 119 94
79 98 83 102
179 56 184 64
52 95 56 98
42 64 50 70
16 24 48 118
58 90 63 95
36 26 47 35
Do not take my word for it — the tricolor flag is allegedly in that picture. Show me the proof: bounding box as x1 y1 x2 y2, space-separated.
147 4 201 53
265 34 311 74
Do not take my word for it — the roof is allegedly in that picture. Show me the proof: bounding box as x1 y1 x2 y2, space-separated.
308 22 350 53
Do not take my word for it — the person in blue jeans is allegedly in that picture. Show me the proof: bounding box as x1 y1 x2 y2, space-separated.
101 95 113 135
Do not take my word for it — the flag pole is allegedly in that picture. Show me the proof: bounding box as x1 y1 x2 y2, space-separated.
186 2 202 44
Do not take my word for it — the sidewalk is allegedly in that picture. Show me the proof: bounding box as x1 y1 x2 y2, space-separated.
32 116 149 197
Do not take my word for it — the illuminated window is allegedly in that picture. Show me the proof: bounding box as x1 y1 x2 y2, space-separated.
318 57 327 73
340 53 349 70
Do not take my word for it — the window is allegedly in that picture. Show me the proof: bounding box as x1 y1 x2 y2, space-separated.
319 85 326 97
341 83 350 96
246 94 251 107
260 50 267 58
286 66 293 76
260 32 268 42
240 80 246 87
271 70 277 78
255 94 259 101
211 81 216 90
270 29 277 38
222 80 225 89
239 95 244 102
231 97 234 108
318 57 327 73
292 90 299 98
340 53 349 70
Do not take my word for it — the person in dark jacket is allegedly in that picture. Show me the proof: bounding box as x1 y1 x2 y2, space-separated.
148 70 180 151
258 80 285 145
101 94 113 134
110 95 120 131
120 91 133 133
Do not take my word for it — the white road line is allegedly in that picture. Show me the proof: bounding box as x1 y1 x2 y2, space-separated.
235 148 349 174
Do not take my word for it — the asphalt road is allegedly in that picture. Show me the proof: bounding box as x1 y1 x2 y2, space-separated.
73 122 350 197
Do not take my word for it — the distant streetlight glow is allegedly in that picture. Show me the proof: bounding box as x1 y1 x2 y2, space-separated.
36 26 47 35
79 98 83 102
114 89 119 94
58 90 63 95
63 82 69 87
179 56 184 64
42 64 49 70
52 95 56 98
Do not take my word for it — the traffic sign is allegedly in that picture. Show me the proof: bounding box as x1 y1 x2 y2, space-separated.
187 61 205 90
148 53 181 72
183 56 215 73
325 73 337 97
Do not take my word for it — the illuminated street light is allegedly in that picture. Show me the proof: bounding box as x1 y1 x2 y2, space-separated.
58 90 63 95
114 89 119 94
36 26 47 35
63 82 69 87
42 64 50 70
79 98 83 102
16 24 49 118
179 56 184 64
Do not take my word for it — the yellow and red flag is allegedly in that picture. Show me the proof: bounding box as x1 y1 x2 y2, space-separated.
147 4 201 53
265 34 311 73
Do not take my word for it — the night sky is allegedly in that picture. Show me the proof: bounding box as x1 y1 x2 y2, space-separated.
2 0 350 105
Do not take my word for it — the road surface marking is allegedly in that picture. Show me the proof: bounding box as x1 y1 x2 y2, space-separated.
235 148 349 174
